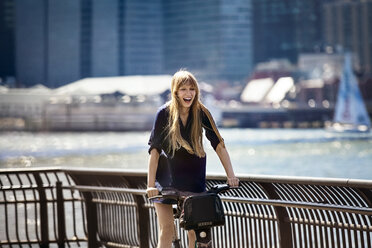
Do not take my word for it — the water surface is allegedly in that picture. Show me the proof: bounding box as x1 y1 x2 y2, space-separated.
1 129 371 180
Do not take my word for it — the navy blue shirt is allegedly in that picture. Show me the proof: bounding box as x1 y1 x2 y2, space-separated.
148 104 221 193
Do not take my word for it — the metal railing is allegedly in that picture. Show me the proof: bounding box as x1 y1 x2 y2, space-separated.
0 168 87 247
0 167 371 248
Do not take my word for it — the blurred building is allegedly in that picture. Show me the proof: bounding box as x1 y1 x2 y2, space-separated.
120 0 164 76
15 0 164 88
253 0 323 64
16 0 81 87
14 0 253 88
0 0 15 80
164 0 253 83
0 75 172 131
250 59 295 82
323 0 372 75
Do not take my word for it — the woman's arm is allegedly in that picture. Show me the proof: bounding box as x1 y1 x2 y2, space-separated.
146 148 160 197
215 142 240 187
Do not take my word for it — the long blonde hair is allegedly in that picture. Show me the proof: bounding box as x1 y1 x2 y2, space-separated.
167 70 224 158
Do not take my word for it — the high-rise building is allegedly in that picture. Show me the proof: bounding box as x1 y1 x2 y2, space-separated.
323 0 372 75
0 0 15 80
15 0 47 87
123 0 164 76
253 0 323 64
14 0 253 87
15 0 164 87
15 0 81 87
163 0 253 83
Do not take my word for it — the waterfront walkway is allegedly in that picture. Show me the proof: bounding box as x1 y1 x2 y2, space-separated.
1 167 371 247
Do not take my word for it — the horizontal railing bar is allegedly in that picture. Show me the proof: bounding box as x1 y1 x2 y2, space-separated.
290 217 372 231
66 185 147 195
225 211 277 221
62 167 148 178
0 238 87 245
92 198 137 206
143 203 153 207
0 167 61 174
0 198 83 204
221 196 372 215
102 241 139 248
208 173 372 188
0 185 54 190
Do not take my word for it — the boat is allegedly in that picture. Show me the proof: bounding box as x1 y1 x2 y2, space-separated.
329 53 371 132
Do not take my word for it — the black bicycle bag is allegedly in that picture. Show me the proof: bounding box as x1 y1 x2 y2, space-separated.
180 193 225 230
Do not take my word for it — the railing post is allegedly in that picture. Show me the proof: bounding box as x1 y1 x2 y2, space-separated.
56 181 66 248
33 172 49 248
84 192 98 248
126 176 150 248
134 195 150 248
260 182 293 248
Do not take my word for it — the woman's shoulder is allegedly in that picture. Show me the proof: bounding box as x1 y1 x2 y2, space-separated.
199 104 212 119
158 103 170 112
156 103 170 118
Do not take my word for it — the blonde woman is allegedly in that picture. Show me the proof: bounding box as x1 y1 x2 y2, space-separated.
147 70 239 248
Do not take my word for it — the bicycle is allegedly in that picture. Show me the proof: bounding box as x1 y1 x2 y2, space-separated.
149 184 237 248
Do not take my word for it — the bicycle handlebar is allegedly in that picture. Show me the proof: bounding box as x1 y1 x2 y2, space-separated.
148 183 240 200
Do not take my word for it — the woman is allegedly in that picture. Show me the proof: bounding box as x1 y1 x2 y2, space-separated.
147 70 239 248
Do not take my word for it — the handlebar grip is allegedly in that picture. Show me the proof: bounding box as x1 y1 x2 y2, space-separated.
228 181 242 188
148 195 162 200
148 188 181 201
208 184 230 194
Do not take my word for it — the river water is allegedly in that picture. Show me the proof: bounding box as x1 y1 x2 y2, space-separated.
1 129 371 180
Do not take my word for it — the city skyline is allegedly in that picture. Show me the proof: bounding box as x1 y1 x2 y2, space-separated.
0 0 371 88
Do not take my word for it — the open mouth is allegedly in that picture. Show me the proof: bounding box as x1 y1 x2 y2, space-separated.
183 97 192 104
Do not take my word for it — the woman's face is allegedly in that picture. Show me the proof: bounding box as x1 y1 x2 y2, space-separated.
177 82 196 110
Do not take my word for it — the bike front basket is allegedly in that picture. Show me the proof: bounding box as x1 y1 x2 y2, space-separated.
180 193 225 230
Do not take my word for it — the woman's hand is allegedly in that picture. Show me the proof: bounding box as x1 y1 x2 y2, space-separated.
227 176 240 187
146 187 159 198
